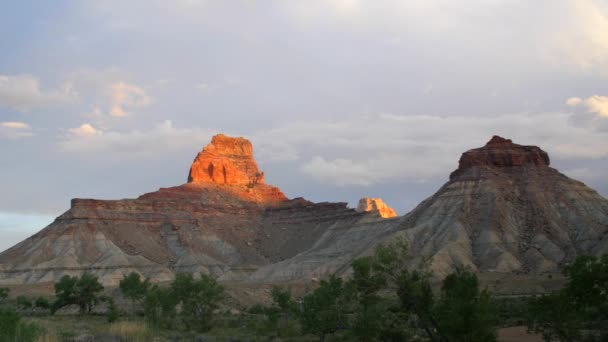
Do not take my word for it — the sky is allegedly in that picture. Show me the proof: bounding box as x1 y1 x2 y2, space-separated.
1 0 608 252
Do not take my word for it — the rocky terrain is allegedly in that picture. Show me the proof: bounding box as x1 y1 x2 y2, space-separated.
0 134 606 290
356 198 398 218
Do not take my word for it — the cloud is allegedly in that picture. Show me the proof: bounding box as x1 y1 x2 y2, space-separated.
0 74 76 111
250 111 608 186
68 123 102 137
109 81 152 117
567 95 608 118
59 120 215 158
0 121 33 139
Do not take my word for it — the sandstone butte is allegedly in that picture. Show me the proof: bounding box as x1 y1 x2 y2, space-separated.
356 198 398 218
0 134 607 296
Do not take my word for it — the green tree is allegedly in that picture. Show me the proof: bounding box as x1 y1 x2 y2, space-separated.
348 238 440 341
172 273 224 332
144 285 177 329
299 275 352 341
528 254 608 341
52 273 104 314
434 268 498 342
119 272 150 314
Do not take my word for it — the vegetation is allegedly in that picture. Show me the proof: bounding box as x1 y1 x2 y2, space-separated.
119 271 150 314
52 272 104 314
1 248 606 341
528 254 608 341
435 268 498 342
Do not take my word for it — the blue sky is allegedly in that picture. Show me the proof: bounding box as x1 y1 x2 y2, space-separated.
1 0 608 252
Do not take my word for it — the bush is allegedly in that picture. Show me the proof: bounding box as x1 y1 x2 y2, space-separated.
35 296 50 310
0 287 8 302
16 295 33 310
0 307 43 341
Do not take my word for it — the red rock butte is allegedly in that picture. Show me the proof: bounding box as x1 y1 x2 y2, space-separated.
188 134 266 185
450 135 550 180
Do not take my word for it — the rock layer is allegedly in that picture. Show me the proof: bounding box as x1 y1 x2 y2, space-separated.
356 198 398 218
1 135 607 288
188 134 266 185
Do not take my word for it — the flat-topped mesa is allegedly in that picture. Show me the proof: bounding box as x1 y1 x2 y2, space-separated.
356 197 398 218
450 136 550 180
188 134 266 185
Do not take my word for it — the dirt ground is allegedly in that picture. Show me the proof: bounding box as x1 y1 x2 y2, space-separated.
498 326 543 342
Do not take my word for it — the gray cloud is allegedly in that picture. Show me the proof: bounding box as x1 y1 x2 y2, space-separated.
0 74 76 111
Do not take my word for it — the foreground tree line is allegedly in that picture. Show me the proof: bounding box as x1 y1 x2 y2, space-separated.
1 239 606 341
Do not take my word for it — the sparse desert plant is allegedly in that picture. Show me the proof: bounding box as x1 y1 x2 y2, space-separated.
107 321 153 341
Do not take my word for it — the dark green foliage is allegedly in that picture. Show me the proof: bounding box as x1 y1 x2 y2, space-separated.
106 297 119 323
144 285 177 329
0 307 42 341
34 297 50 310
52 273 104 314
299 275 352 341
528 254 608 341
348 238 437 341
0 287 8 301
119 272 150 313
172 273 224 332
16 295 32 310
435 268 498 342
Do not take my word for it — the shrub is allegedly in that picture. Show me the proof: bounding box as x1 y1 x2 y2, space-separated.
16 295 33 310
0 307 43 341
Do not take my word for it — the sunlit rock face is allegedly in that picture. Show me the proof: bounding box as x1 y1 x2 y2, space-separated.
356 197 398 218
188 134 266 185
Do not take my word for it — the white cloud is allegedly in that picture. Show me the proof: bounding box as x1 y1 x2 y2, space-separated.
0 74 76 111
250 111 608 186
1 121 30 129
68 123 102 137
566 97 583 106
567 95 608 118
0 121 33 139
109 81 152 117
59 120 215 158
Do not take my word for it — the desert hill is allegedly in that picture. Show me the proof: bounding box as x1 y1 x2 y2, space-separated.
0 134 606 290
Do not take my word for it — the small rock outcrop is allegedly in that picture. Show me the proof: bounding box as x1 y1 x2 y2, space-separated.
188 134 265 185
356 197 398 218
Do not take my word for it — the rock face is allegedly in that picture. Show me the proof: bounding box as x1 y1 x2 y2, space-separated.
188 134 265 185
356 198 398 218
0 135 606 289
